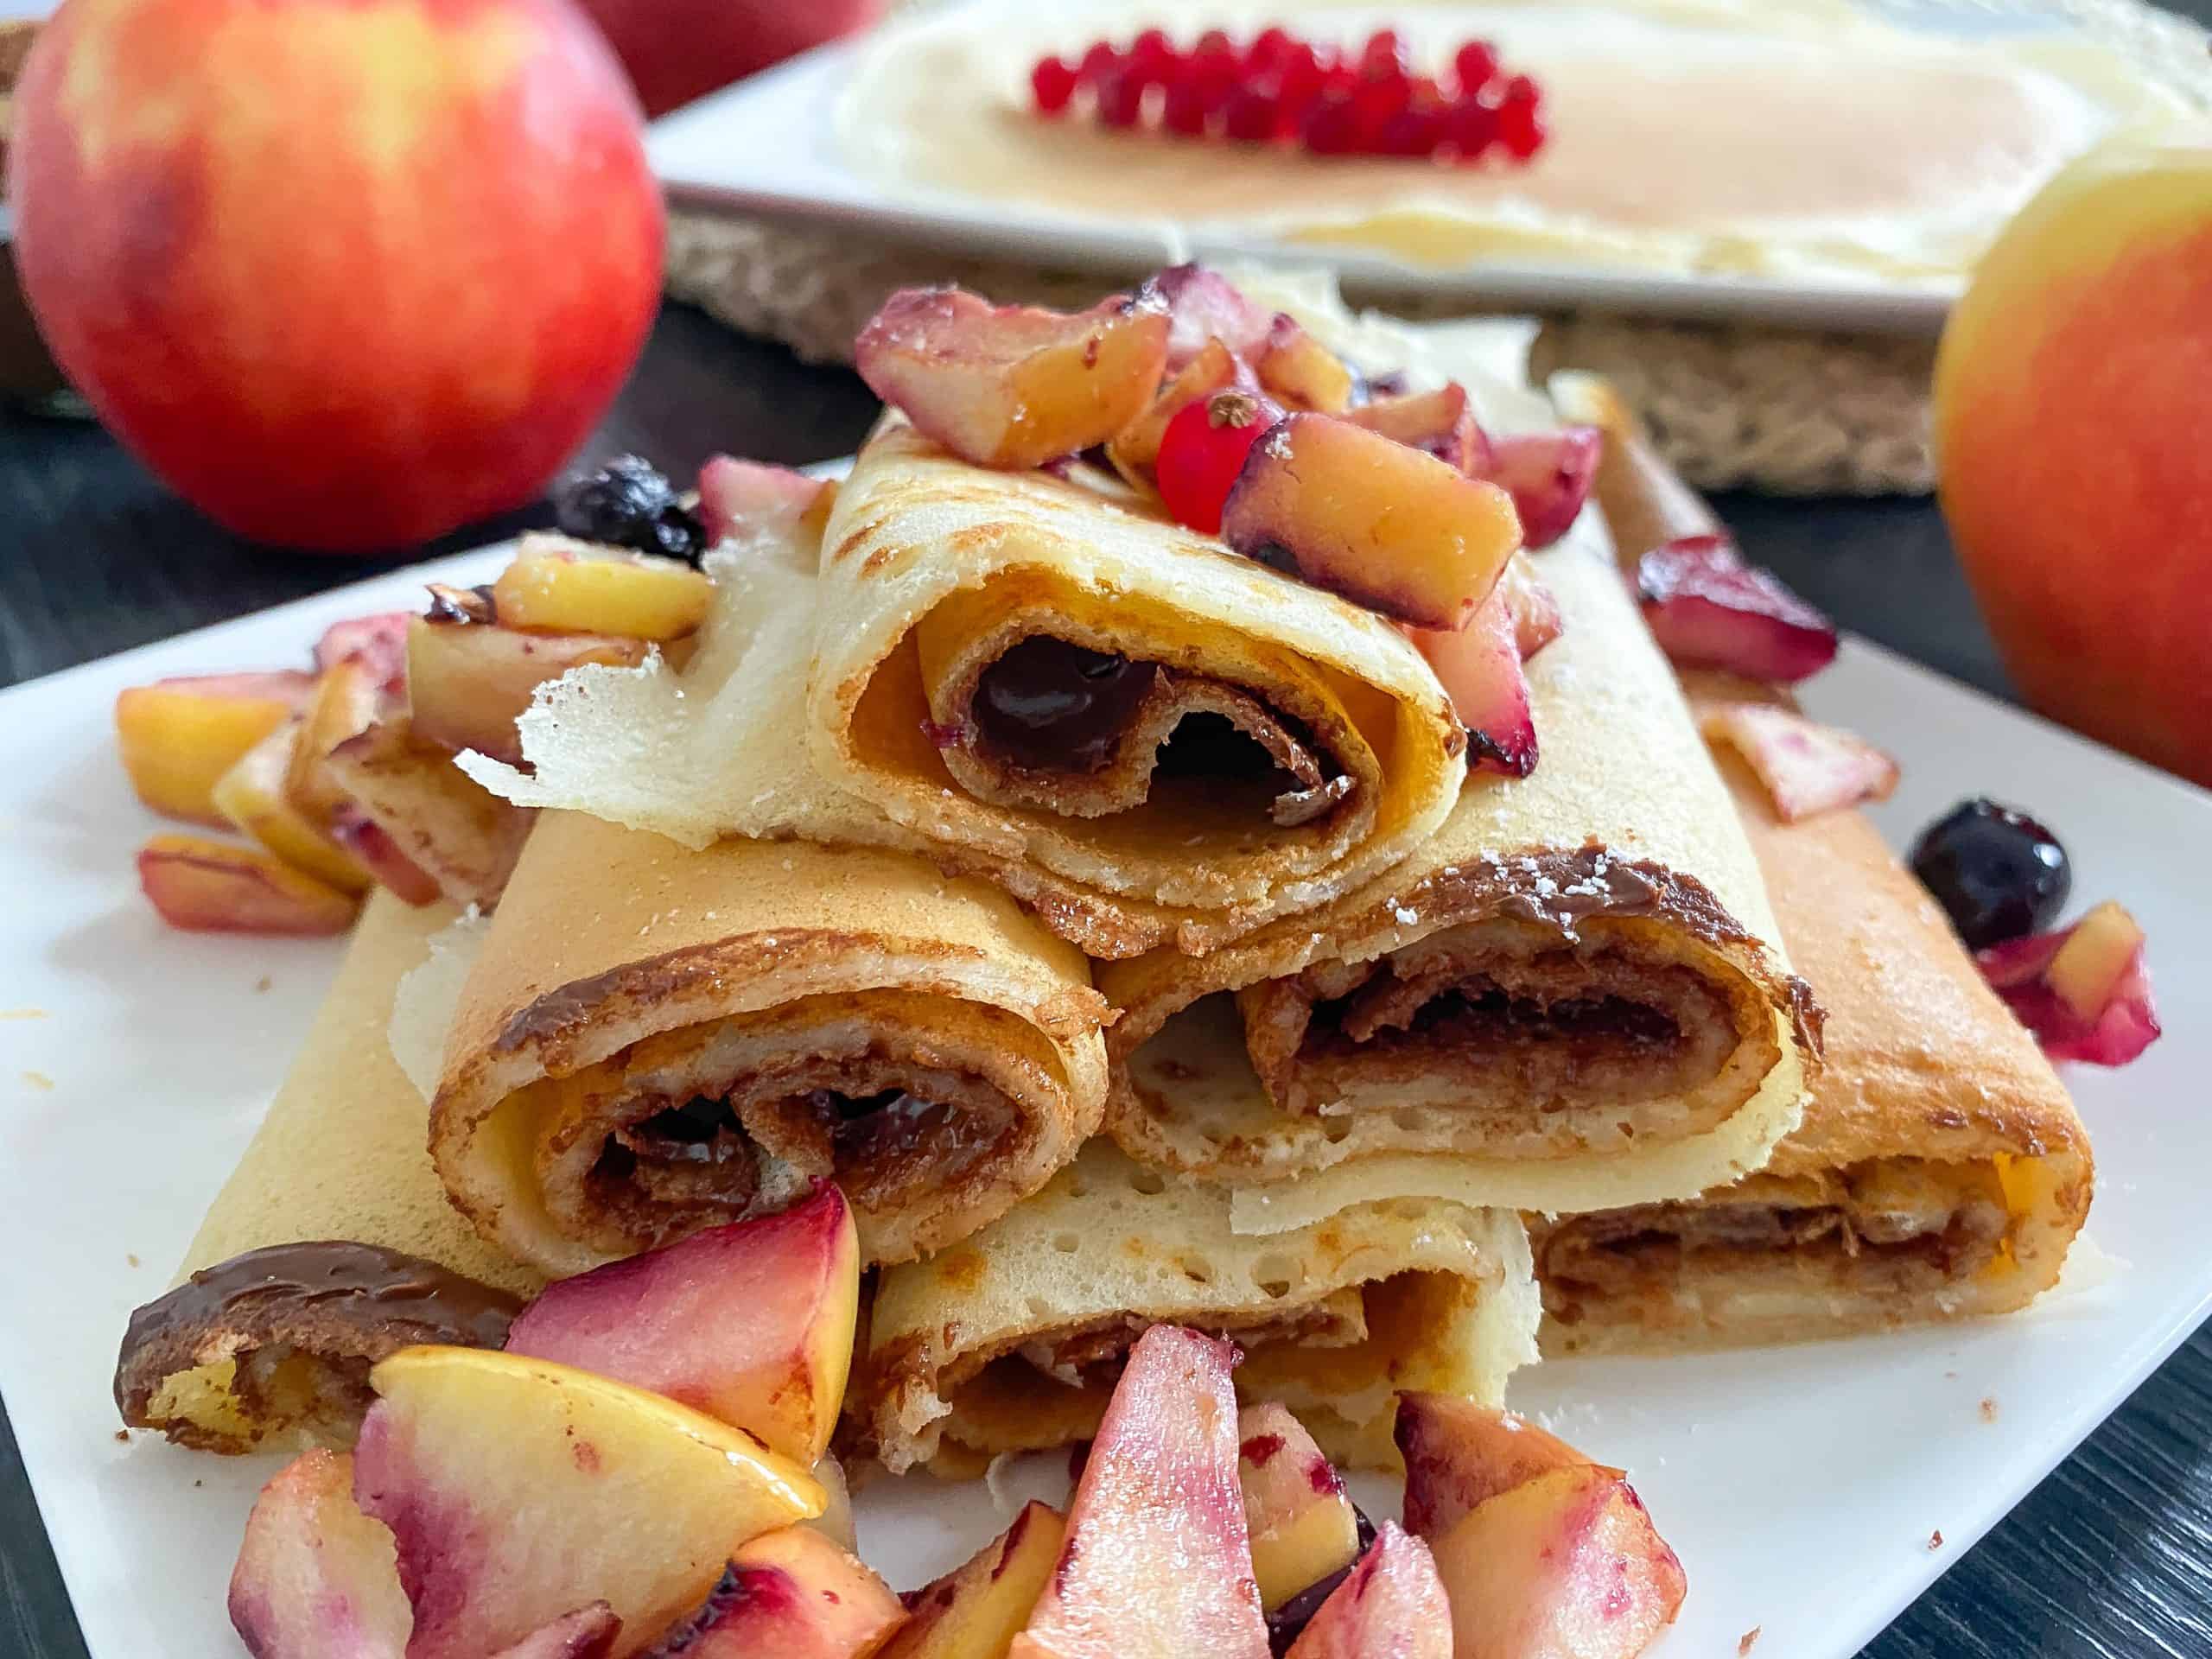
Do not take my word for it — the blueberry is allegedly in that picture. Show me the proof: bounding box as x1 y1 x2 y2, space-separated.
1909 798 2070 950
552 454 708 565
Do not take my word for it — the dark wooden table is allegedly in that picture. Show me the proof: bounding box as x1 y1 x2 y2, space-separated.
3 302 2208 1658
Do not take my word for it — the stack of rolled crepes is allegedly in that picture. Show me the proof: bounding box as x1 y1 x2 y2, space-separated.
116 268 2087 1484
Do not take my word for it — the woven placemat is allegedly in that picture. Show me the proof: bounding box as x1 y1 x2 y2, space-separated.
666 0 2209 496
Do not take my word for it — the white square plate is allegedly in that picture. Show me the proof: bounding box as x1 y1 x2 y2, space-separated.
645 1 2110 335
1 546 2205 1658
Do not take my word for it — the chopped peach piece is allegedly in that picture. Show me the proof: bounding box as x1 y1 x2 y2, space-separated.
490 537 714 642
855 286 1171 470
405 618 649 766
1108 337 1248 487
1254 317 1355 415
698 458 837 545
212 722 373 894
323 721 533 908
114 671 315 826
286 660 385 827
1221 414 1523 630
1344 384 1488 474
137 834 360 936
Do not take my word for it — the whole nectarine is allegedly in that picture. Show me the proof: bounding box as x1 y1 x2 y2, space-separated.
8 0 661 551
1934 144 2212 787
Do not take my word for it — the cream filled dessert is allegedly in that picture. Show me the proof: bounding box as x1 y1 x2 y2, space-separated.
836 0 2194 286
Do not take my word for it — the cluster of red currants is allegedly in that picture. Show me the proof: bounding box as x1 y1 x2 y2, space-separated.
1028 25 1547 163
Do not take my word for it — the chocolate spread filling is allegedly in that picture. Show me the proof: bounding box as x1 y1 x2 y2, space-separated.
114 1241 522 1450
966 634 1353 825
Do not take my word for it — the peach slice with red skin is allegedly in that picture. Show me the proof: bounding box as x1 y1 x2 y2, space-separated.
114 671 316 827
1410 589 1537 779
404 615 650 766
1236 1402 1361 1613
1282 1522 1451 1659
137 833 361 935
352 1344 822 1659
1495 552 1565 661
639 1528 905 1659
1254 315 1357 414
855 286 1171 470
315 613 413 696
1479 426 1601 549
229 1448 410 1659
213 720 375 894
504 1183 861 1465
494 1605 623 1659
1344 383 1489 474
1978 900 2161 1065
1221 414 1523 632
1637 535 1839 684
1011 1325 1269 1659
1421 1466 1688 1659
1147 264 1274 372
1700 702 1897 823
878 1500 1065 1659
324 720 533 909
1395 1396 1618 1538
697 456 836 545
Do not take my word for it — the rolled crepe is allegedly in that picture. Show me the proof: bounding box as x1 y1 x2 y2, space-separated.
1534 679 2092 1351
1100 540 1815 1223
429 809 1110 1277
116 894 545 1453
799 416 1469 957
860 1141 1537 1475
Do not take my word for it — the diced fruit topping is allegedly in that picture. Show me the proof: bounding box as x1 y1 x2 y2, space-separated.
1700 702 1898 823
1637 535 1840 683
1395 1394 1682 1659
1410 585 1538 778
491 542 715 642
1157 389 1281 533
1011 1326 1268 1659
288 658 390 828
1421 1466 1687 1659
879 1501 1065 1659
638 1528 904 1659
1254 316 1357 415
504 1184 861 1465
1108 337 1252 489
1220 413 1523 631
330 816 447 908
114 671 316 827
137 834 360 936
1978 901 2161 1066
553 456 710 567
1395 1397 1616 1538
315 613 413 697
1344 383 1488 474
1494 551 1564 662
351 1344 823 1659
322 721 533 910
228 1449 410 1659
1909 798 2072 950
1478 427 1600 549
1147 267 1276 375
855 287 1171 471
1236 1403 1360 1614
1027 29 1547 166
493 1605 623 1659
213 721 375 896
1281 1522 1450 1659
696 457 836 547
405 615 650 766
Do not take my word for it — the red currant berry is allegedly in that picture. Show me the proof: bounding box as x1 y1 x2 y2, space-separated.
1360 28 1408 79
1446 96 1500 160
1497 97 1545 159
1223 85 1284 143
1374 104 1440 159
1194 28 1235 60
1351 73 1410 149
1096 70 1147 129
1157 391 1278 534
1030 55 1077 115
1077 41 1120 86
1247 25 1295 72
1300 92 1362 156
1162 79 1211 136
1452 41 1499 93
1500 73 1541 109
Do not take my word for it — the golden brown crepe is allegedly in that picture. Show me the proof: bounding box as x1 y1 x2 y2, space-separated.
115 895 545 1453
799 416 1471 958
429 810 1110 1278
1534 678 2092 1350
859 1140 1537 1476
1100 542 1815 1222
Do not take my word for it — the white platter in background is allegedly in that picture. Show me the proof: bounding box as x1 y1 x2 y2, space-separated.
0 547 2206 1657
